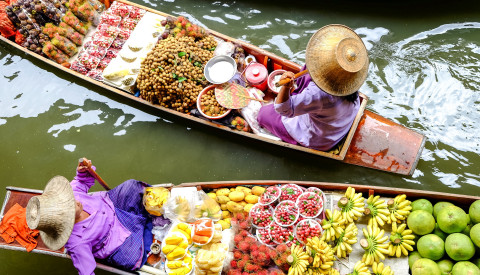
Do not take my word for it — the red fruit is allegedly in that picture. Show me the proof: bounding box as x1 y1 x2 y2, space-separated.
234 250 243 259
268 249 277 259
245 263 260 272
276 244 288 253
234 234 244 244
230 260 238 269
237 259 248 270
259 245 269 253
239 221 250 229
240 230 249 237
251 250 259 258
228 270 242 275
250 243 259 251
242 254 250 261
238 241 250 252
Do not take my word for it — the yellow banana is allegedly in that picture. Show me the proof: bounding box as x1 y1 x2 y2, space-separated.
321 209 346 242
360 222 389 266
338 187 365 224
372 262 394 275
365 195 389 228
388 221 415 257
333 223 358 258
351 260 370 275
386 194 412 224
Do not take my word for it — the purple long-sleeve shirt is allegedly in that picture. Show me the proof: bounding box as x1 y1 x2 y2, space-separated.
64 170 131 275
274 68 360 151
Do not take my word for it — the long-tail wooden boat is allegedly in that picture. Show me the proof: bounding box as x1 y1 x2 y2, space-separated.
1 182 479 274
0 0 425 175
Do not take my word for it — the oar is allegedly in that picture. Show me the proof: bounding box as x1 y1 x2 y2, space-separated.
236 93 268 103
78 158 111 190
275 69 309 87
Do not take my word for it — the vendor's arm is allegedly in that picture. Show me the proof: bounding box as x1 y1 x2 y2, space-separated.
274 71 295 105
70 160 96 193
274 81 324 118
68 243 97 275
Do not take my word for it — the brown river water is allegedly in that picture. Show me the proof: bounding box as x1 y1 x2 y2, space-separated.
0 0 479 273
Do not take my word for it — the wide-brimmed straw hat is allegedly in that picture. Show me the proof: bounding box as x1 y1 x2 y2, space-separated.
305 24 369 96
26 176 75 251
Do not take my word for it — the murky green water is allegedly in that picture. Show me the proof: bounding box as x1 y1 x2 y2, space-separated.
1 0 480 273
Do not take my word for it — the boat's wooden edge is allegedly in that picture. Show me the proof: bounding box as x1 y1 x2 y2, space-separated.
178 181 480 205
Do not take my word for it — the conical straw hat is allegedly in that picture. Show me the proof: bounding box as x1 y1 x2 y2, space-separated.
26 176 76 251
305 24 369 96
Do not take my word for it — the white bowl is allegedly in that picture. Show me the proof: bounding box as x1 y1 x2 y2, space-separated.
204 55 237 84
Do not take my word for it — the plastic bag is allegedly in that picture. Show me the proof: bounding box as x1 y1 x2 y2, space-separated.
192 218 214 245
42 41 69 65
193 190 222 221
51 33 77 57
163 192 194 223
143 186 170 216
62 10 90 35
214 40 235 56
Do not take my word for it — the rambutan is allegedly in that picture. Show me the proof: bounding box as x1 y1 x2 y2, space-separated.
250 250 259 259
258 244 269 253
230 259 238 269
234 234 244 244
249 243 259 252
242 254 250 262
239 230 249 237
258 271 268 275
245 263 260 273
267 249 277 259
276 244 288 253
238 241 250 252
239 220 250 229
233 250 243 259
257 252 271 265
237 259 248 270
227 270 242 275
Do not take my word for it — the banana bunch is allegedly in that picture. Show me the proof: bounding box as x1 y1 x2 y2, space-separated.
321 209 346 242
371 262 393 275
388 222 415 257
360 222 389 266
287 244 309 275
306 237 335 272
338 187 365 223
386 194 412 224
305 267 339 275
333 223 358 258
365 195 389 227
350 260 370 275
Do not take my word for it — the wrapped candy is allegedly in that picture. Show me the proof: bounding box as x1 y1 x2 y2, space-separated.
77 51 100 70
119 17 136 31
96 56 112 70
86 0 105 13
97 24 120 38
62 11 90 35
77 1 100 25
86 68 104 81
110 37 126 50
70 60 89 75
42 42 69 65
127 6 145 20
99 12 121 26
109 1 130 18
85 44 107 59
117 28 131 40
105 47 120 59
51 33 77 57
91 32 115 48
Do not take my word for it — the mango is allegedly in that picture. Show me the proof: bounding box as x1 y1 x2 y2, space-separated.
238 201 247 207
216 188 230 197
216 195 230 204
226 201 243 213
220 204 228 211
228 191 245 202
222 210 231 219
207 192 216 200
244 203 254 213
252 186 266 196
245 194 259 204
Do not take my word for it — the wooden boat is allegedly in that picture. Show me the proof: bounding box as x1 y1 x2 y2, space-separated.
0 0 426 175
1 182 479 274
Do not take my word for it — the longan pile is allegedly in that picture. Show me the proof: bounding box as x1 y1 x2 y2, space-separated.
136 35 217 113
199 89 229 117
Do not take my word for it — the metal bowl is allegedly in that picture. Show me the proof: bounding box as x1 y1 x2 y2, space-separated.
204 55 237 84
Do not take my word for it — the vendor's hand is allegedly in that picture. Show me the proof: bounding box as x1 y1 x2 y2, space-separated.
280 71 295 89
77 158 92 173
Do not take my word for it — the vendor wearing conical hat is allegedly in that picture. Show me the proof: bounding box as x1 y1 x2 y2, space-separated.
258 24 368 151
25 159 167 275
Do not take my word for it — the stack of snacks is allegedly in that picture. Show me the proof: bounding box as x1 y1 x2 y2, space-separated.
51 33 77 57
62 10 90 35
42 41 69 65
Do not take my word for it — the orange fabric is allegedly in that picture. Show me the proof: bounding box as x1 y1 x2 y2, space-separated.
0 203 39 252
0 1 16 38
